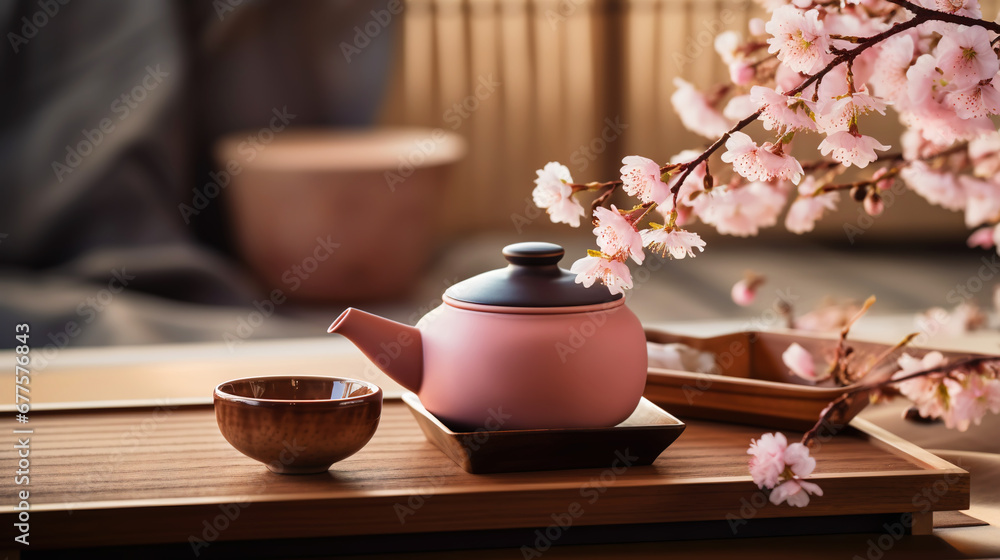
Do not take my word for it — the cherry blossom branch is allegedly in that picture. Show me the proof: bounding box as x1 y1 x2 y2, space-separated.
802 355 1000 447
667 3 988 210
885 0 1000 34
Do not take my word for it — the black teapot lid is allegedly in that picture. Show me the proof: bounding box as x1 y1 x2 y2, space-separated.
443 242 623 308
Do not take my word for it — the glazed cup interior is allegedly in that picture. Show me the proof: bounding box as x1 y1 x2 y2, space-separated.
216 376 378 402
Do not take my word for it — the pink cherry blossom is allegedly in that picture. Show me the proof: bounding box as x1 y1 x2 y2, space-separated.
870 35 916 106
671 78 733 139
770 478 824 507
714 30 741 64
723 94 758 121
969 132 1000 177
657 150 707 220
871 167 895 191
782 342 817 381
921 0 982 18
620 155 668 204
968 225 996 249
730 60 756 85
697 182 787 237
906 54 949 107
533 162 585 227
900 160 966 210
934 27 998 92
813 89 888 134
892 351 949 419
731 277 759 306
960 176 1000 228
747 432 788 488
818 131 890 168
569 255 633 295
592 205 645 264
944 80 1000 120
943 374 1000 432
748 432 823 507
641 227 706 259
863 193 884 216
750 86 816 134
765 6 832 74
785 177 839 233
721 132 803 183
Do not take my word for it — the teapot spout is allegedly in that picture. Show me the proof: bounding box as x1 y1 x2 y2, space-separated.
328 308 423 393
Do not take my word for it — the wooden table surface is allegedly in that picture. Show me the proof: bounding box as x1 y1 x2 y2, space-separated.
2 321 1000 558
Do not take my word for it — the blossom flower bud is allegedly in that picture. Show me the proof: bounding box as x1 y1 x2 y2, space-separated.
729 60 756 85
864 192 884 216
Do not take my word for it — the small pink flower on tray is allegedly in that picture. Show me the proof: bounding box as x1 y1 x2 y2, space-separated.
748 432 823 507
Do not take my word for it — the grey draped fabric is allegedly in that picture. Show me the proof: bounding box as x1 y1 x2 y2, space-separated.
0 1 395 348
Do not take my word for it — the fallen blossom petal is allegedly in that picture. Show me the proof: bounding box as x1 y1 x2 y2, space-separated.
782 343 817 381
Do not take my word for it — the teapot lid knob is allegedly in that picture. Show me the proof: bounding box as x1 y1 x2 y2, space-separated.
502 242 564 266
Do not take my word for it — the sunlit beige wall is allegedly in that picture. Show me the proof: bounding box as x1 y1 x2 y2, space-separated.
379 0 999 244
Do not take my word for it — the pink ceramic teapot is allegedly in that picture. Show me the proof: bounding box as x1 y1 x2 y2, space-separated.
328 242 647 430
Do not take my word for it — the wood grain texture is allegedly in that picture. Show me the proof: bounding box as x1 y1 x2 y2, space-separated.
0 400 968 549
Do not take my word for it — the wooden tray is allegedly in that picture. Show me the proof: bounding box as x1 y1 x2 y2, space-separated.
0 399 969 553
644 328 996 431
403 393 686 473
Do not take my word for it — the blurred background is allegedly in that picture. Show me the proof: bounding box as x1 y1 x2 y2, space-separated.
1 0 997 357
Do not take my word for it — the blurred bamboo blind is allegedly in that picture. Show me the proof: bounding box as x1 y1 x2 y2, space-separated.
380 0 1000 235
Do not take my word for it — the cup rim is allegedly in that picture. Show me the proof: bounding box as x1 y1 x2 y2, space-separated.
214 375 382 405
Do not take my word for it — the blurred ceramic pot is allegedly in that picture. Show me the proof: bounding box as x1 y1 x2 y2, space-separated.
215 128 466 302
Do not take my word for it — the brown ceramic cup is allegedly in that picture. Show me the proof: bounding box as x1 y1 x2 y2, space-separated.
214 376 382 474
